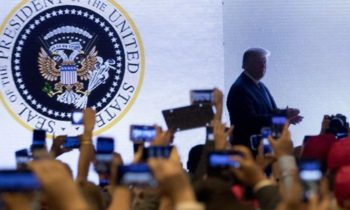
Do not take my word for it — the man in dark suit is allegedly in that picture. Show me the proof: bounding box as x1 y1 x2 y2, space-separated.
226 48 302 148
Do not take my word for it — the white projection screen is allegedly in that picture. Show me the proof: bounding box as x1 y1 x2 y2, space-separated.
224 0 350 146
2 0 350 182
0 0 224 181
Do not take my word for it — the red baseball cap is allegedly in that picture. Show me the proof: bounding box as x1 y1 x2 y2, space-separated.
328 137 350 171
302 134 337 165
334 166 350 209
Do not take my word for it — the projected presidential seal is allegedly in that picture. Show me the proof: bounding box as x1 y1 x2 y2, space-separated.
0 0 144 134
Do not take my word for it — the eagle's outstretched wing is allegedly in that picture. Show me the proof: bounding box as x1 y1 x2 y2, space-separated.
38 48 60 81
78 46 98 81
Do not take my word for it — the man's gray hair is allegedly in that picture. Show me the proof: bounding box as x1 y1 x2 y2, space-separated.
242 47 271 65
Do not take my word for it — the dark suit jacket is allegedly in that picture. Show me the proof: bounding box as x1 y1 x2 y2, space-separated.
226 73 278 147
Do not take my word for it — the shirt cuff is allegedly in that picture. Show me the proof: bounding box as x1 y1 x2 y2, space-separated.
278 155 297 178
278 155 297 195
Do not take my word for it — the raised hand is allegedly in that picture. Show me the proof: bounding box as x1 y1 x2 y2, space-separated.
151 125 175 146
148 158 196 204
212 88 223 121
231 145 266 187
212 120 233 150
50 135 72 158
256 139 276 170
29 160 88 210
268 122 294 158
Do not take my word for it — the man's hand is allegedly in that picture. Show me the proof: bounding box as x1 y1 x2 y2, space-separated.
212 88 223 106
268 122 294 158
286 108 299 118
286 108 303 125
148 158 196 204
212 120 233 150
231 146 267 187
109 152 124 187
29 160 88 210
289 115 303 125
256 140 276 170
151 125 175 146
50 135 72 158
212 88 223 121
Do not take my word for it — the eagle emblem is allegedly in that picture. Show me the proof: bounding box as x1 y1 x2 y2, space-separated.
37 26 116 109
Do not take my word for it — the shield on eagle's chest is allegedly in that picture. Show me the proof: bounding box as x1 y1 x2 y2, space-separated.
60 64 77 85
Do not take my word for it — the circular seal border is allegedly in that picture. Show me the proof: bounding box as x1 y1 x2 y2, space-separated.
0 0 145 136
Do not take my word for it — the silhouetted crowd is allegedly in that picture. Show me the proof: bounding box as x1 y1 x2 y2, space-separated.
1 88 350 210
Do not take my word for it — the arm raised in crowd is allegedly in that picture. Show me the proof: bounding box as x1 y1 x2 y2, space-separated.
193 119 232 181
213 120 233 151
30 160 89 210
77 108 96 183
151 125 180 163
255 140 276 172
107 163 131 210
232 145 281 210
105 150 132 210
50 135 72 158
108 186 131 210
151 125 174 147
276 171 331 210
192 130 215 181
2 193 34 210
148 158 204 210
212 88 223 122
268 122 297 195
